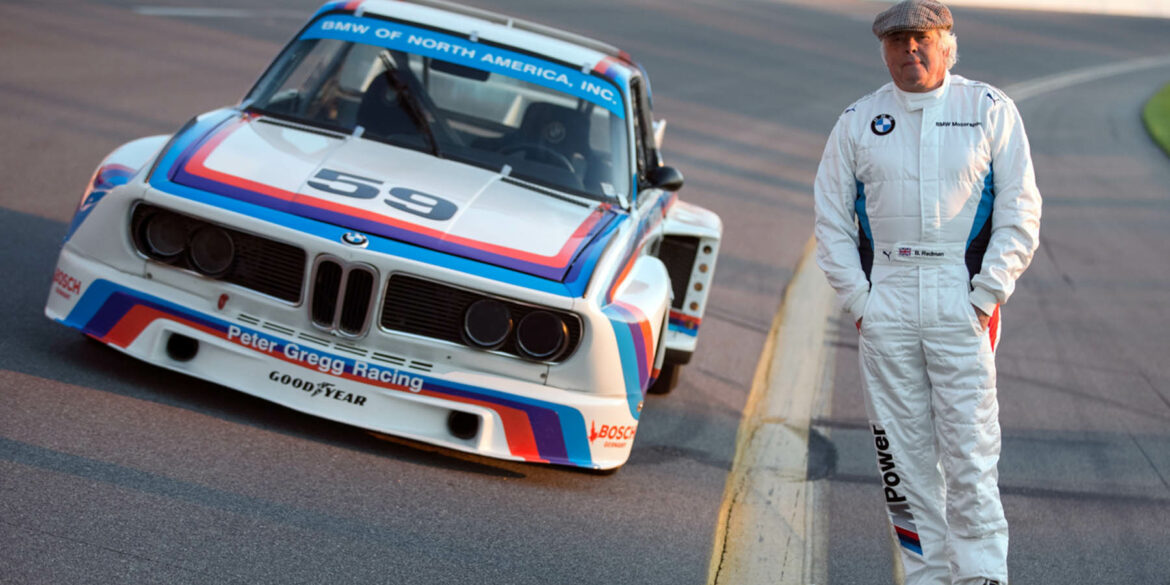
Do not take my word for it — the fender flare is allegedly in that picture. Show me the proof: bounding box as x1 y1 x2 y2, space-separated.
603 255 672 416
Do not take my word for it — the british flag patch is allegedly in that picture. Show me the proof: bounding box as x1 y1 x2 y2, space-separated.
898 247 912 257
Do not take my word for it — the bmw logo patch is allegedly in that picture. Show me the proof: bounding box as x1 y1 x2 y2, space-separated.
543 121 567 144
341 232 369 248
871 114 895 136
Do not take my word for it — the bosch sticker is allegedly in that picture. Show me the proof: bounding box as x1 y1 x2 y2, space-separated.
589 421 636 448
53 269 83 301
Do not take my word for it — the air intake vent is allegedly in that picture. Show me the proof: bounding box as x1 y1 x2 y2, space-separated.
310 257 377 337
340 268 375 335
311 260 343 327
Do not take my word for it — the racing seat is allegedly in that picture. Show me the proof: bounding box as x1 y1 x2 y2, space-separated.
356 75 420 139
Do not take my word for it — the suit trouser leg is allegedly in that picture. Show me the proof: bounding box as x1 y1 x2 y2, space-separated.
924 315 1009 585
860 324 950 585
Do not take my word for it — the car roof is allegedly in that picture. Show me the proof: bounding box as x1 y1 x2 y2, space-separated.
314 0 641 80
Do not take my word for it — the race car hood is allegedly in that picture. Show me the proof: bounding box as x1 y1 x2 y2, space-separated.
164 113 619 283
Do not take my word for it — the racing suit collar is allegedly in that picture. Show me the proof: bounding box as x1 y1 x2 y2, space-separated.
894 71 952 112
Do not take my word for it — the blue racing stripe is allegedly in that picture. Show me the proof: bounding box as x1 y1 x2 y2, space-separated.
967 164 995 248
65 167 135 243
603 304 646 420
855 180 873 243
65 279 594 466
897 532 924 556
300 15 625 118
147 111 587 297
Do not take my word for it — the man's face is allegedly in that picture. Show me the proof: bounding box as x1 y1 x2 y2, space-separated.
881 29 949 92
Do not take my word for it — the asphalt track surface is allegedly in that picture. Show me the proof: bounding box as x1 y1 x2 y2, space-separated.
1 1 1168 584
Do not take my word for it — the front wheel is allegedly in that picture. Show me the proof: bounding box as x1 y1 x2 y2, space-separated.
648 362 681 395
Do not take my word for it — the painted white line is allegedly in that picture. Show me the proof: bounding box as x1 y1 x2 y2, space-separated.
867 0 1170 19
944 0 1170 19
709 237 836 585
1006 54 1170 102
132 6 304 18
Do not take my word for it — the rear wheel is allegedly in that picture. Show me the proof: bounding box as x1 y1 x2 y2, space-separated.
646 309 676 395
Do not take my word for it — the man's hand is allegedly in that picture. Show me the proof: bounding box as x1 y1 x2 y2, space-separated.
974 306 991 331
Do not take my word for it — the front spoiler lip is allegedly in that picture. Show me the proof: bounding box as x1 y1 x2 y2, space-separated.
47 251 640 470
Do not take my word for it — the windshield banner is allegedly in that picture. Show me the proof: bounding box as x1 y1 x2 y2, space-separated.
301 15 625 118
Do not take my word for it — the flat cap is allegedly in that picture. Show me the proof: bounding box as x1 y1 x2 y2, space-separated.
872 0 953 38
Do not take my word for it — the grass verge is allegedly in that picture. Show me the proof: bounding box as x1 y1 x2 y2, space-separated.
1142 82 1170 158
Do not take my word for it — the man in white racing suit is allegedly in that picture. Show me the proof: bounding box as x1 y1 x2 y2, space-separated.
813 1 1041 584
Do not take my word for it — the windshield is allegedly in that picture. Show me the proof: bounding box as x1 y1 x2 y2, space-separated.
244 16 630 202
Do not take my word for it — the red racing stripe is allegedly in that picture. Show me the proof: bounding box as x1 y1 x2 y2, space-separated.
183 117 608 271
989 304 1001 352
669 310 701 328
101 305 220 348
894 525 921 544
419 392 544 462
96 299 546 462
592 56 619 76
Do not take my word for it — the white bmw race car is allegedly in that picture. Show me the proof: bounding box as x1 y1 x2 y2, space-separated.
45 0 721 470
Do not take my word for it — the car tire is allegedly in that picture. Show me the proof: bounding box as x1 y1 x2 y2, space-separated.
648 362 681 395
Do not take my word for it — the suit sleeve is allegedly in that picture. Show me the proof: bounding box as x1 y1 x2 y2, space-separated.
969 95 1043 315
814 114 869 322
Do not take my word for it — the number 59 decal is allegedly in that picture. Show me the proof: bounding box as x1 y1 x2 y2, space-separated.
307 168 457 221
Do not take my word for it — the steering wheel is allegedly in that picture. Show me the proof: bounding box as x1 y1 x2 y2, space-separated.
499 143 575 173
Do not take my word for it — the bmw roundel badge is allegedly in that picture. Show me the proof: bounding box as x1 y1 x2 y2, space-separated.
544 121 567 144
342 232 369 247
871 114 895 136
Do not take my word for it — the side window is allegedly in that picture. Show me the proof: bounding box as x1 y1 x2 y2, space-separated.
629 77 655 189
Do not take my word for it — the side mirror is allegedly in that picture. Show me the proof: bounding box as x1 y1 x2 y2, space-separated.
648 166 684 192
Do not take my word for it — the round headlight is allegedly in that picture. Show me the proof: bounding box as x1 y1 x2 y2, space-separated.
463 299 512 349
516 311 568 361
188 226 235 276
143 212 188 259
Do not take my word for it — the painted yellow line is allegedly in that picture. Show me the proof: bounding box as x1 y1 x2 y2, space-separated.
707 236 836 585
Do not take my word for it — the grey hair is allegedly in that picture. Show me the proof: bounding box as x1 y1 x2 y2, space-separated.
880 30 959 70
940 30 959 70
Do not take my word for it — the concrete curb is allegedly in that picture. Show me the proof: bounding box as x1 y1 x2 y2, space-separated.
708 237 836 585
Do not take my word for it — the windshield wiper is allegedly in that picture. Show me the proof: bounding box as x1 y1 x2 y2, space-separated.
241 103 350 136
377 52 439 156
